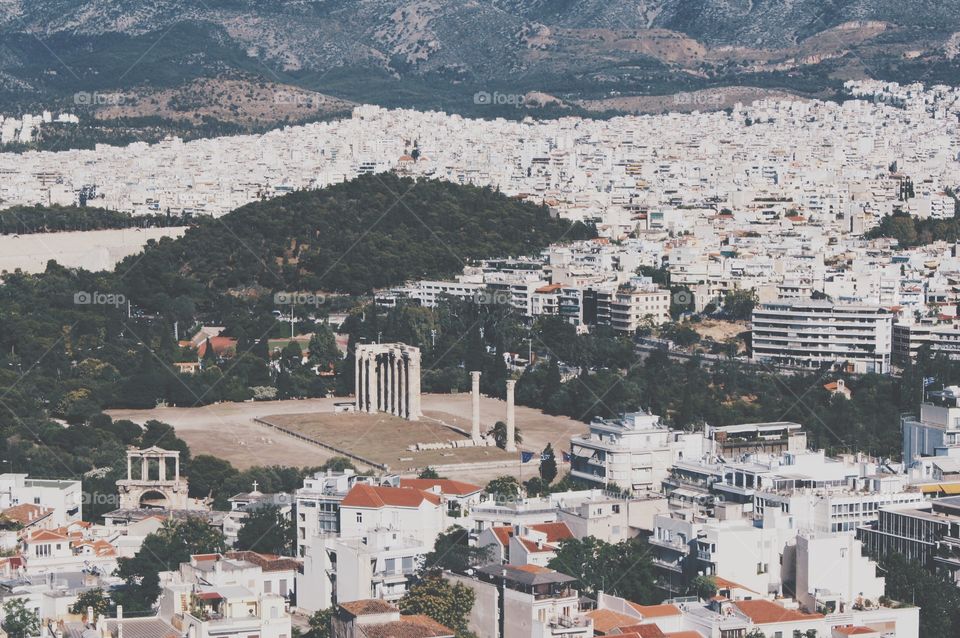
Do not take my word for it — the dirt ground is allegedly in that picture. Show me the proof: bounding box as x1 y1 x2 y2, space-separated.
107 394 588 484
692 319 749 343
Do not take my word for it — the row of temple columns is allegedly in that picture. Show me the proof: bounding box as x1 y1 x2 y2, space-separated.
471 371 516 452
355 344 422 420
127 453 179 482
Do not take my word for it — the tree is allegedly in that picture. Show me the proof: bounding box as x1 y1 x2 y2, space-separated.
418 467 441 479
2 598 40 638
722 289 758 321
70 588 113 616
304 608 332 638
490 421 522 450
690 574 718 601
548 537 657 604
880 552 960 636
745 630 766 638
114 517 226 612
541 358 562 406
399 573 475 636
539 443 558 484
485 476 520 501
422 526 491 574
235 505 294 555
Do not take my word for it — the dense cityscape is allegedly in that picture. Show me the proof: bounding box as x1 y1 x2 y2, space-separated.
2 5 960 638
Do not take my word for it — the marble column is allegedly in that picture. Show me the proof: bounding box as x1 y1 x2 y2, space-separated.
141 456 149 481
471 371 482 443
505 379 517 452
408 351 422 421
355 348 362 411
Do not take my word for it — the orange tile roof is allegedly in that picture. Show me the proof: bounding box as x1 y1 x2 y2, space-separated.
2 504 53 526
342 484 442 509
26 529 70 542
733 600 823 625
399 478 483 496
713 575 759 594
833 627 876 636
491 526 514 547
665 632 704 638
585 609 639 634
619 626 667 638
626 603 681 619
517 537 558 553
340 599 398 616
529 522 574 543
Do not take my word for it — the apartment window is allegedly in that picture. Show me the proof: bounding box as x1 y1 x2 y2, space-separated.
280 580 287 596
385 558 397 574
402 556 414 573
356 512 363 523
264 580 272 593
33 497 41 505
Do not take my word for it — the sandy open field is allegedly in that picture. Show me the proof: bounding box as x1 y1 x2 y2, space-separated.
107 394 588 484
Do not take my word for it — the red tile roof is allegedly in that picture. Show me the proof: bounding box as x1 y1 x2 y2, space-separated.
733 600 823 625
491 526 514 547
398 478 483 496
833 627 877 636
529 522 574 543
585 609 639 634
626 603 681 619
339 599 398 616
341 484 442 509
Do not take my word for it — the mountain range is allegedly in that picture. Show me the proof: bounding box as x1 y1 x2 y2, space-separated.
1 0 958 141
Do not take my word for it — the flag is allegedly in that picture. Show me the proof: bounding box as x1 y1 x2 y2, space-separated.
562 451 571 463
923 377 936 387
521 451 535 463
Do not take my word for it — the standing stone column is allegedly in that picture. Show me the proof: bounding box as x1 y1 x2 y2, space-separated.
471 371 482 443
505 379 517 453
386 353 394 416
378 353 385 413
397 353 409 419
408 351 422 421
141 456 149 481
355 347 362 412
365 353 374 412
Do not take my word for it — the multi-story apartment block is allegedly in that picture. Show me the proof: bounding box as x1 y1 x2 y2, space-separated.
159 553 293 638
751 301 893 373
0 474 82 526
569 411 703 493
451 565 593 638
901 388 960 463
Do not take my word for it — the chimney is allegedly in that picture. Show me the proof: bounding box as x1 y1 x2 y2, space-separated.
470 371 482 443
505 380 517 453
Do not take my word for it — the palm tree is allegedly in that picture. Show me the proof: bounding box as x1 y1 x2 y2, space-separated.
489 421 522 449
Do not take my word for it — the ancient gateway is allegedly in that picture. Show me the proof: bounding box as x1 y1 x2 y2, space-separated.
354 343 422 420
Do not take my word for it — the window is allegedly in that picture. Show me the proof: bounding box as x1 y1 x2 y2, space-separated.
33 497 41 505
264 580 272 593
356 512 363 523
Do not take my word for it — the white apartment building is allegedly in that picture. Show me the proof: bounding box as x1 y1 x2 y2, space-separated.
795 532 885 615
751 301 893 373
452 565 593 638
297 483 446 612
159 553 293 638
608 284 671 332
902 388 960 463
569 411 703 493
294 469 379 557
0 474 82 526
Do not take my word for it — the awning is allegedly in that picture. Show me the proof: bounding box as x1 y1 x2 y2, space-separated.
918 483 960 495
195 592 223 600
